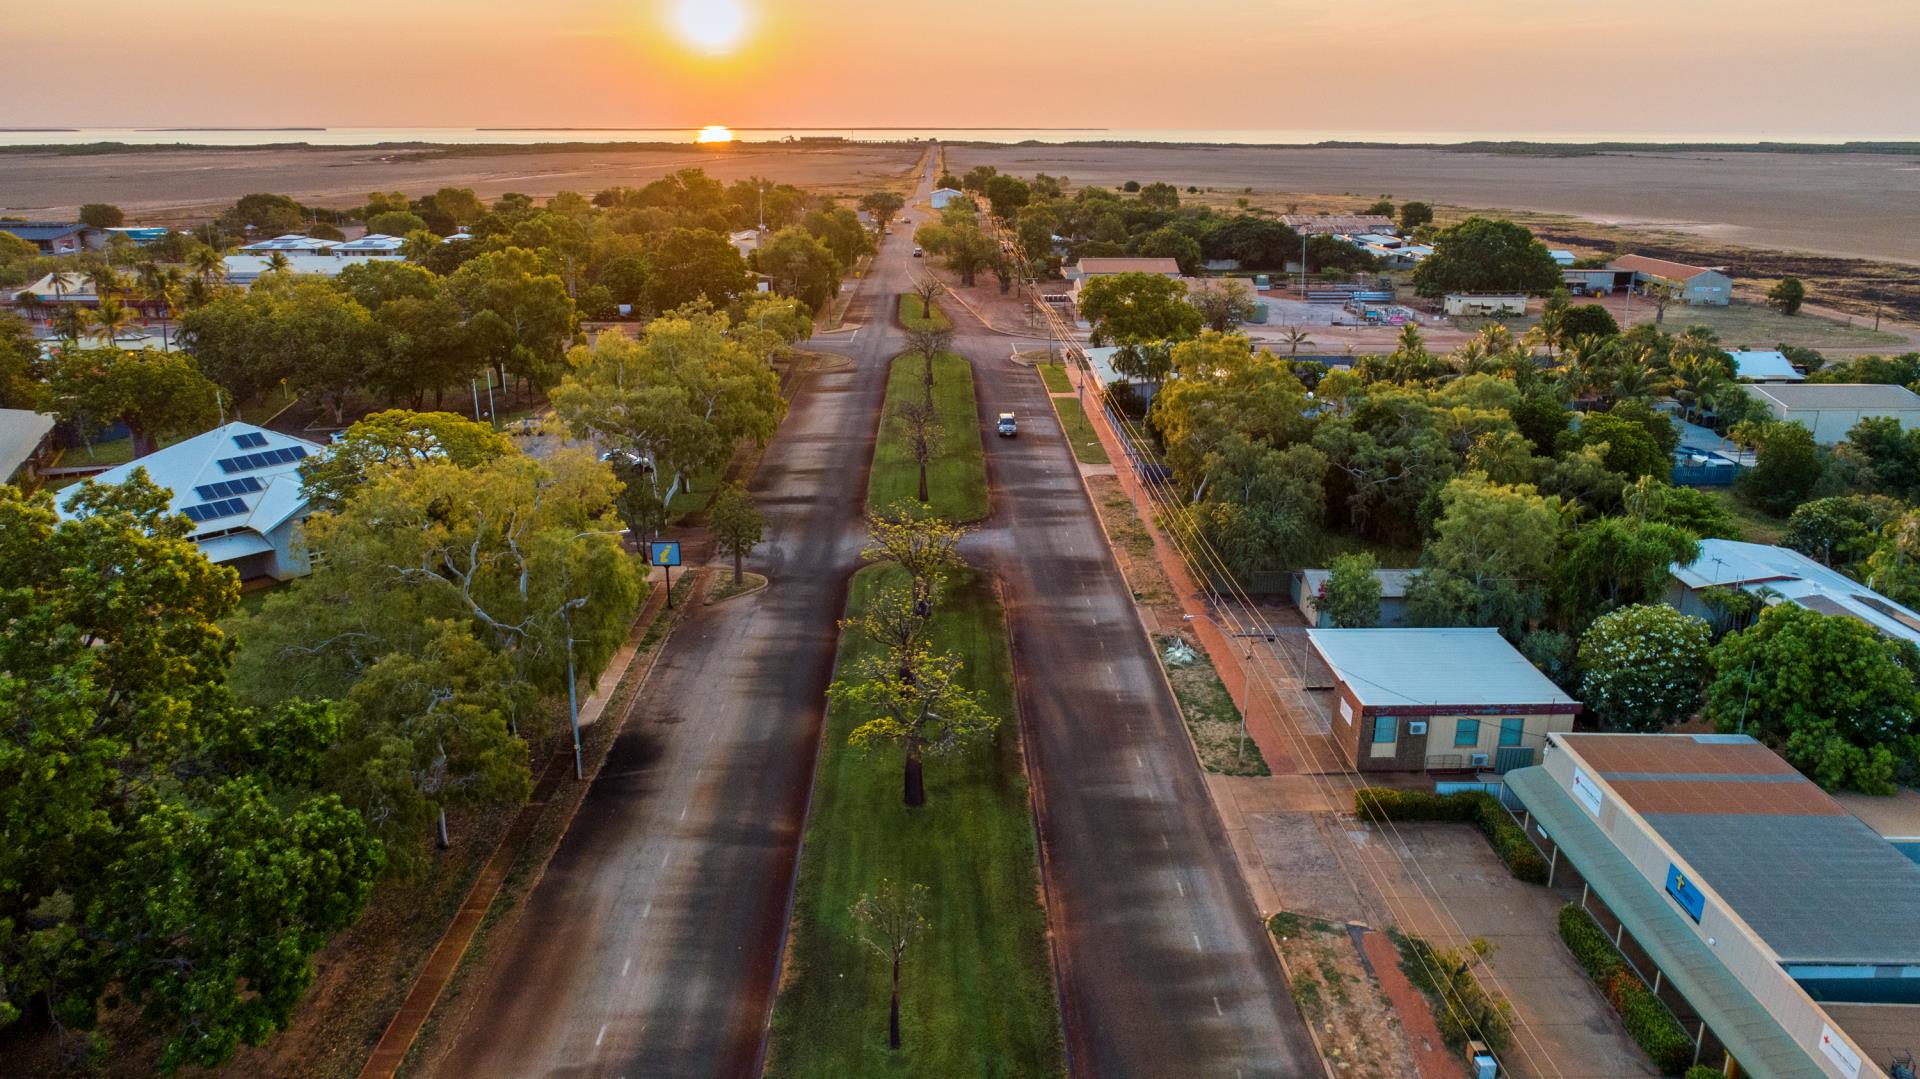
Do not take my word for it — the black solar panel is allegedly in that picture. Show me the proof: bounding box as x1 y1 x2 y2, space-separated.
193 476 265 500
215 445 308 473
180 497 247 523
232 431 268 449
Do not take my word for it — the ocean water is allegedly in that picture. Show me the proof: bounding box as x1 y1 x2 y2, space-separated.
0 126 1913 148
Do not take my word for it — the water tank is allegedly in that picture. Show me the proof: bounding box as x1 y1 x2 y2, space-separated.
1250 302 1270 324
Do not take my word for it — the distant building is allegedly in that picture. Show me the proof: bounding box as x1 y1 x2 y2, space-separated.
1548 249 1576 267
1728 349 1806 383
1611 254 1733 306
1743 382 1920 444
1506 733 1919 1077
1281 213 1396 236
1348 233 1433 267
0 409 56 485
728 229 761 258
0 221 97 255
1563 267 1635 296
102 227 172 246
1305 627 1580 774
334 232 406 256
1290 567 1417 627
1064 257 1183 282
57 422 324 581
6 272 169 319
238 233 341 255
1669 537 1920 648
1443 294 1528 317
929 187 965 210
220 253 394 286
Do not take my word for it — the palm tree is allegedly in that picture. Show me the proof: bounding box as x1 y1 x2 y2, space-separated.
51 305 88 349
1670 354 1731 423
264 251 291 274
83 265 121 302
189 244 225 285
88 297 136 345
1280 324 1314 356
43 270 73 303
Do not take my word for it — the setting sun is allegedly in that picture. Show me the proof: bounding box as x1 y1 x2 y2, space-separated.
695 124 734 144
672 0 748 55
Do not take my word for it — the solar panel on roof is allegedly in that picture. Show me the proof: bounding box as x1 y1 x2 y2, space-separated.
193 476 265 500
232 431 268 449
181 497 247 524
216 446 308 474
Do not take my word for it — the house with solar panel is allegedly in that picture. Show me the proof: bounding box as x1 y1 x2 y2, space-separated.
57 422 324 581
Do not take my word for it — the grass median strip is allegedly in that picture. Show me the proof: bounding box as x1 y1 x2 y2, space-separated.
765 564 1064 1078
898 293 951 332
1052 396 1110 465
1154 633 1270 776
1036 363 1071 394
866 352 989 522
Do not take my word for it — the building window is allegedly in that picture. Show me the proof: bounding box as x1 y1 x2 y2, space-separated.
1372 716 1396 744
1499 718 1525 747
1454 719 1479 747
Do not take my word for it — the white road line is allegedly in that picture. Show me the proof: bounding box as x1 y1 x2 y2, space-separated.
1162 835 1170 850
1135 752 1145 768
1175 879 1184 897
679 806 688 822
596 1023 607 1047
1213 995 1223 1017
621 958 631 977
661 850 672 869
643 900 653 919
1192 932 1203 951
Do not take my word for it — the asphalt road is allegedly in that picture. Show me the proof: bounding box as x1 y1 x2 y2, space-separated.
423 165 932 1079
954 311 1322 1076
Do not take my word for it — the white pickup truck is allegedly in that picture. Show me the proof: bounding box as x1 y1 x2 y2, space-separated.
996 412 1017 437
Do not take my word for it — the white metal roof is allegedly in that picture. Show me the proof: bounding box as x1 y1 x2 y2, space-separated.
334 232 404 253
1728 350 1805 382
1673 538 1920 646
221 253 390 283
0 409 54 478
1746 382 1920 411
57 422 324 564
1297 567 1417 599
239 233 341 253
1304 627 1577 708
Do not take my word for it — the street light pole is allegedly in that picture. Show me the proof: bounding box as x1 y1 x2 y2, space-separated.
1183 611 1253 763
566 634 583 779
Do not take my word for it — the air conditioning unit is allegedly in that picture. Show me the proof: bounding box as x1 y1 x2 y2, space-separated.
1407 720 1428 736
1470 752 1492 768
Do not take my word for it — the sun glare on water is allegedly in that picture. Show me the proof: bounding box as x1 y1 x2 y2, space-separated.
672 0 749 55
697 125 735 144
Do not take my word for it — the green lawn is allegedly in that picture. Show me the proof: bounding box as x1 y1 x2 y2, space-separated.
1635 302 1905 351
765 565 1064 1079
898 293 951 332
1052 397 1109 465
1703 487 1787 544
867 353 990 522
1036 363 1072 394
667 464 723 522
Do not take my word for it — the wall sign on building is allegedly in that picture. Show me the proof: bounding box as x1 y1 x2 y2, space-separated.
1817 1024 1862 1079
1665 864 1706 923
1570 766 1605 816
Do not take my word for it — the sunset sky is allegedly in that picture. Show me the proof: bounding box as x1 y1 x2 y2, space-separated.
11 0 1919 138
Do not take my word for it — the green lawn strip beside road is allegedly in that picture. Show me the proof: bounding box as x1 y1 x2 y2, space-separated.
866 353 989 522
1052 397 1110 465
1036 363 1072 394
898 294 951 332
1153 634 1269 776
766 565 1064 1079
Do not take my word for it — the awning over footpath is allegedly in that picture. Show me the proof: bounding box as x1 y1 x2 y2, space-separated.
1504 767 1828 1079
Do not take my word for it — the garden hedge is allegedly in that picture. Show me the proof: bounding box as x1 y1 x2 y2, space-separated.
1558 904 1695 1075
1353 788 1549 884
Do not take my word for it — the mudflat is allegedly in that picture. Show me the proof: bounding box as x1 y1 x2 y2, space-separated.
944 143 1920 266
0 142 925 224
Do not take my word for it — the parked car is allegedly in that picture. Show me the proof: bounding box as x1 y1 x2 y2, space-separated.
996 412 1017 437
913 247 924 258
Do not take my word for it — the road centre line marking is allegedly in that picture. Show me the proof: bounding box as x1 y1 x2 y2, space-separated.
1192 932 1203 951
621 958 631 977
661 851 671 869
643 900 652 919
1213 995 1223 1016
1175 879 1184 897
596 1023 607 1047
679 806 687 822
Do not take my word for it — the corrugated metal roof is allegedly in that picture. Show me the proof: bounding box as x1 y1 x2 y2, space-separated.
1729 350 1805 382
1672 538 1920 647
0 221 87 241
1304 627 1577 708
1075 257 1182 275
1506 766 1830 1078
1748 382 1920 411
0 409 54 478
1611 254 1724 281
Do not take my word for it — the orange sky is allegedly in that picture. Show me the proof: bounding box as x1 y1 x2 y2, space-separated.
9 0 1919 137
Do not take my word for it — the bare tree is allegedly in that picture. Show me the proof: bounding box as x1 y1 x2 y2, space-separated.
910 276 945 323
898 398 941 504
904 325 952 407
851 880 929 1050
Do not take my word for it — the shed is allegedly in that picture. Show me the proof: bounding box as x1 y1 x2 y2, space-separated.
1743 382 1920 444
1728 350 1805 383
1443 294 1528 317
0 409 56 484
1611 254 1733 306
1291 567 1417 627
930 188 965 210
1305 627 1579 774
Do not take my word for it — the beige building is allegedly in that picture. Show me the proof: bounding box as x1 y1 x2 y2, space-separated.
1508 733 1920 1078
1744 383 1920 445
1306 628 1580 774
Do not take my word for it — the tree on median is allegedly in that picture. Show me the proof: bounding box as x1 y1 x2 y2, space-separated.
852 879 929 1050
834 633 998 807
862 506 965 618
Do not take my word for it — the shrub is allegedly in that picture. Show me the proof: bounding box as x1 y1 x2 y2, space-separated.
1562 905 1695 1075
1393 931 1513 1053
1354 788 1548 884
1685 1068 1723 1079
1557 904 1624 982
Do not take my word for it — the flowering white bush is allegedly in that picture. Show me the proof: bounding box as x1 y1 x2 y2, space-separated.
1577 604 1711 731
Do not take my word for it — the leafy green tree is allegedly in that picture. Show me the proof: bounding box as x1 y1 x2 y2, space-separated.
1550 516 1700 629
1578 605 1711 732
1364 198 1395 218
1188 278 1258 333
1834 415 1919 499
1624 476 1740 539
1078 272 1202 346
1736 420 1824 514
48 347 219 457
1706 604 1919 793
1783 494 1902 568
1412 217 1563 298
1153 336 1315 499
367 209 430 237
862 507 965 618
551 305 783 521
78 202 124 228
1135 225 1202 275
914 219 998 286
0 312 44 409
1321 552 1382 627
1406 475 1564 636
298 409 513 510
1570 411 1668 480
1561 304 1619 339
709 482 767 585
858 191 906 234
647 227 753 311
1398 201 1433 230
445 247 578 392
1767 276 1806 316
1863 510 1920 608
215 192 308 238
983 174 1031 219
1137 182 1181 210
0 478 380 1068
760 226 843 312
801 206 873 267
832 621 998 807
